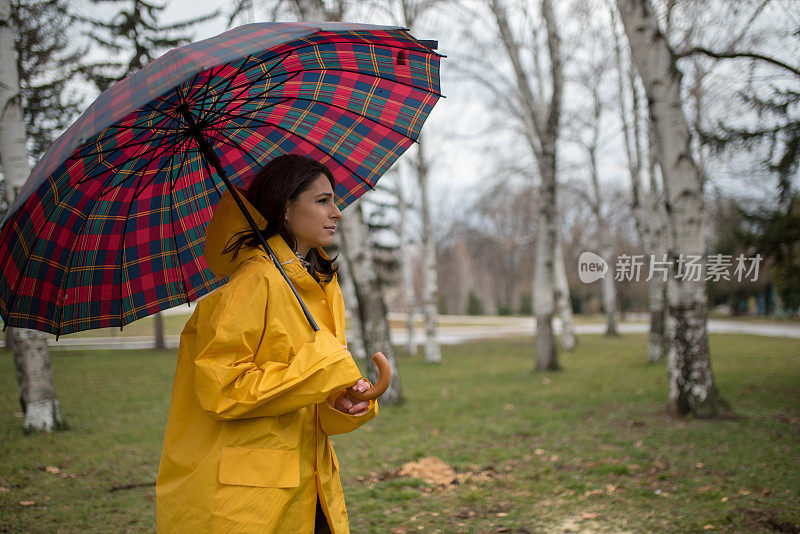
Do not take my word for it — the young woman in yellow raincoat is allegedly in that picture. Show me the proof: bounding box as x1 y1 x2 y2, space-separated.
156 155 378 533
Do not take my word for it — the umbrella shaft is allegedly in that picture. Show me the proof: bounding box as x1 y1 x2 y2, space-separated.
178 106 320 333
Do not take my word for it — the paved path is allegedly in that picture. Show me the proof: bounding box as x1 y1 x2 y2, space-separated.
43 315 800 350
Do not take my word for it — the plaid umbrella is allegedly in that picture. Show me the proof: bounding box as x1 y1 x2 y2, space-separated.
0 22 442 337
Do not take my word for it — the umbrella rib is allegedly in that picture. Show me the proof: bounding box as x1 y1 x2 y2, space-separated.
215 116 374 192
194 51 294 124
194 68 302 130
168 138 195 303
52 194 98 336
164 139 192 306
118 180 137 328
198 96 290 133
195 144 226 200
130 134 194 201
204 129 266 169
198 41 442 104
4 178 91 332
194 58 258 127
83 133 182 191
75 108 178 160
86 116 185 191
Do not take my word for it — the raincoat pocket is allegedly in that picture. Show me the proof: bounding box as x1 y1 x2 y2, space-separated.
218 447 300 488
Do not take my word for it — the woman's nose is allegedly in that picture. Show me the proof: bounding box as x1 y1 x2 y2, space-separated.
331 205 342 220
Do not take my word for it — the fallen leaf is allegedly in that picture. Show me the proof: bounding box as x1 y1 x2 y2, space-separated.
738 489 750 495
495 512 508 517
45 466 61 474
534 449 545 456
694 462 705 469
541 377 551 385
0 487 10 493
549 455 559 462
703 525 714 530
697 485 713 493
503 404 515 411
391 528 407 534
721 497 729 502
581 512 600 520
20 501 36 507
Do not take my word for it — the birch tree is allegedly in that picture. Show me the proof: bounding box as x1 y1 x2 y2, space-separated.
0 0 67 432
486 0 564 370
338 201 403 403
415 137 441 363
554 235 576 350
616 0 729 417
396 174 418 356
334 238 366 360
569 19 620 336
609 5 667 360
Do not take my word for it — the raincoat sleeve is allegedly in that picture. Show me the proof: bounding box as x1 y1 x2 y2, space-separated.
317 387 378 436
192 263 363 420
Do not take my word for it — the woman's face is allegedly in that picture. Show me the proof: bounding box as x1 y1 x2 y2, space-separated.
284 174 342 256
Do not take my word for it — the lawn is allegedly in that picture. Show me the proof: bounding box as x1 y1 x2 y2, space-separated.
0 334 798 533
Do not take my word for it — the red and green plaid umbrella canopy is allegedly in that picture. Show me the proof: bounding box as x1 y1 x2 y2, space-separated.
0 22 442 336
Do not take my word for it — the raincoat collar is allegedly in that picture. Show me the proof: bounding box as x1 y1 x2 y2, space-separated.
204 187 333 289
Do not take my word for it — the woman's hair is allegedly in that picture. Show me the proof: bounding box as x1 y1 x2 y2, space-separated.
222 154 338 282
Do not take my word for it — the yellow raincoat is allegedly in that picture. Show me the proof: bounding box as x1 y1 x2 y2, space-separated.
156 188 377 533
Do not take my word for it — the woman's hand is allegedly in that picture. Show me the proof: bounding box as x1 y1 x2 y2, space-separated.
333 379 371 416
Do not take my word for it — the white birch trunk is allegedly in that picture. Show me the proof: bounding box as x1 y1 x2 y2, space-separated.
416 140 440 364
154 311 165 350
396 175 417 356
646 132 669 363
533 212 557 370
1 0 67 432
586 88 619 337
338 202 403 404
617 0 728 417
612 7 667 359
334 243 366 360
488 0 563 371
554 236 576 351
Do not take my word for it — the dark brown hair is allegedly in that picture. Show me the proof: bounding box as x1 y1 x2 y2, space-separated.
223 154 338 282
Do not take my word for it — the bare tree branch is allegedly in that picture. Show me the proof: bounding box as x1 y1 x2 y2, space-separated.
676 47 800 78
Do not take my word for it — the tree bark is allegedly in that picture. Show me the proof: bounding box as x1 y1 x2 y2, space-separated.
554 236 576 351
154 311 165 350
338 202 403 404
333 242 366 361
396 174 417 356
0 0 66 432
586 83 619 337
646 132 669 363
488 0 563 371
416 139 441 364
533 214 558 370
616 0 729 417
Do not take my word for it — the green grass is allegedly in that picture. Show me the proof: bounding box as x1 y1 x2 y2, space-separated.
1 334 798 533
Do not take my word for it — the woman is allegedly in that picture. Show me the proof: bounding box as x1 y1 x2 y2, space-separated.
156 155 378 534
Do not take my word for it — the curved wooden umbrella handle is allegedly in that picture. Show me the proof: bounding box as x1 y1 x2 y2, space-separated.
349 352 391 401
